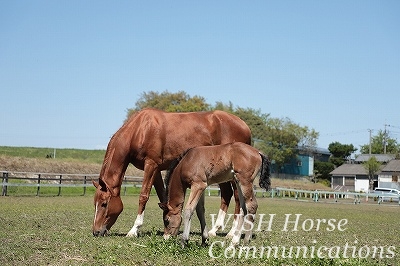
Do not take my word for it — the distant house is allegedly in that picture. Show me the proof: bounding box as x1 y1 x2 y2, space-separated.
330 164 372 192
379 160 400 190
354 154 395 163
330 154 397 192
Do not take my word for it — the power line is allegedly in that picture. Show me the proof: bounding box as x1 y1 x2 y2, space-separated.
320 129 369 137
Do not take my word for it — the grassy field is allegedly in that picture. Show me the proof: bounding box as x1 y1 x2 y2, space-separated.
0 195 398 266
0 146 106 163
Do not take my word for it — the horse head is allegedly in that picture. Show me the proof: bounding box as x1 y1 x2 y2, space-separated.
158 202 182 239
92 178 123 236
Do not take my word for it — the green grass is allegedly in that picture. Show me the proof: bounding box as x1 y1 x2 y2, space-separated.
0 146 106 164
0 195 398 265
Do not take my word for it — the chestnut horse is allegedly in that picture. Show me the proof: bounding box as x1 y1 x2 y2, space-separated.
92 108 251 237
159 142 271 247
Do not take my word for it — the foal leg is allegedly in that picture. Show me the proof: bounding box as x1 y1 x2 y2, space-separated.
227 182 241 239
195 192 208 246
238 181 258 244
181 184 206 247
230 180 248 246
127 161 160 237
208 181 232 237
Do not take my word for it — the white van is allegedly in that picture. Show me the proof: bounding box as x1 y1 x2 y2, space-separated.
374 187 400 194
374 187 400 202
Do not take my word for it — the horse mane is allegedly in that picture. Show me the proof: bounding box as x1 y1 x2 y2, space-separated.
164 148 193 200
259 153 271 191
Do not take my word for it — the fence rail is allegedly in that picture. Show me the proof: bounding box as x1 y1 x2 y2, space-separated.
272 187 400 205
1 171 143 196
2 171 399 205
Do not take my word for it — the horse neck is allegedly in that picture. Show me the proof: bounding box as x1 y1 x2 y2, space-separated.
166 168 186 212
100 140 130 191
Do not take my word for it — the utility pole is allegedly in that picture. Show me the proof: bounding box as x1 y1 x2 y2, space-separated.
368 129 372 155
383 124 389 154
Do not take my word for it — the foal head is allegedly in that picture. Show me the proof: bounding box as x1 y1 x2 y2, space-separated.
92 178 123 236
158 202 182 238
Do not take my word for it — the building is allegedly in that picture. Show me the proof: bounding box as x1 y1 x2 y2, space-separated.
330 154 399 192
378 159 400 190
271 147 331 177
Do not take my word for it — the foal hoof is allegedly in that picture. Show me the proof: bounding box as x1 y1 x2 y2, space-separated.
201 240 209 247
225 232 234 239
181 239 189 248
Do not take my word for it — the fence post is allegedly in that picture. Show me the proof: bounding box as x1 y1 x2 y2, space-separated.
37 174 41 196
313 191 319 202
83 176 87 196
58 175 62 196
2 172 8 196
123 176 127 196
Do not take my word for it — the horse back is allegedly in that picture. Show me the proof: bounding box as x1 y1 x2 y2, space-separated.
176 142 261 185
124 109 251 169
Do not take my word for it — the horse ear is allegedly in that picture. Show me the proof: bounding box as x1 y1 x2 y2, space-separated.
158 203 174 212
93 178 109 192
158 203 168 211
100 178 108 191
92 180 99 188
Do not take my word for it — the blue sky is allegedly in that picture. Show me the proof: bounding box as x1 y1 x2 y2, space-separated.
1 1 399 152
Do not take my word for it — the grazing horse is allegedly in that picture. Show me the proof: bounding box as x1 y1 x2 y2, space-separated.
92 108 251 237
159 142 271 247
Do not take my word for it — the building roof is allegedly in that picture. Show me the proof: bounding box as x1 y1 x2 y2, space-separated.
381 160 400 172
330 164 368 176
354 154 395 163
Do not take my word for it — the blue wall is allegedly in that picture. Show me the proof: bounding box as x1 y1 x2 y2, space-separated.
271 154 313 176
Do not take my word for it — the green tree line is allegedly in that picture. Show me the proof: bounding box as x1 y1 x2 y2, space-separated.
126 90 400 184
127 91 319 175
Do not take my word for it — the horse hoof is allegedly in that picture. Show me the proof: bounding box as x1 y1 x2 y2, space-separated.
208 231 217 237
225 232 234 239
126 230 138 237
229 241 239 247
181 239 188 248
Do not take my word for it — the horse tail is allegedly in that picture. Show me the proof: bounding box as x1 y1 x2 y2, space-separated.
259 153 271 191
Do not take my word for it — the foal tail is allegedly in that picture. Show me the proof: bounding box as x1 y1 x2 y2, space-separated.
259 153 271 191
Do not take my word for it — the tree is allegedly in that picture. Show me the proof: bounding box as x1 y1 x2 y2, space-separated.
363 156 381 192
233 107 270 142
126 90 210 118
328 142 357 167
213 105 319 175
259 117 319 174
360 130 400 156
314 161 335 182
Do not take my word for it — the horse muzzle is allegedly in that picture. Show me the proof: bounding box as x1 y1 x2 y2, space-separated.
93 228 108 237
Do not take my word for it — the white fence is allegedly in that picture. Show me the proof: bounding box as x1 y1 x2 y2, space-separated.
1 171 143 196
2 171 399 205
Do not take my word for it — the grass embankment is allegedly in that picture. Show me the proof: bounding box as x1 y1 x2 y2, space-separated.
0 146 329 191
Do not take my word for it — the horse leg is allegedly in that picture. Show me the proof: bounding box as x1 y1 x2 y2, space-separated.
195 192 208 246
152 170 165 203
233 180 258 245
127 160 158 237
230 208 245 247
208 181 232 237
226 182 241 239
229 180 248 246
181 183 206 247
